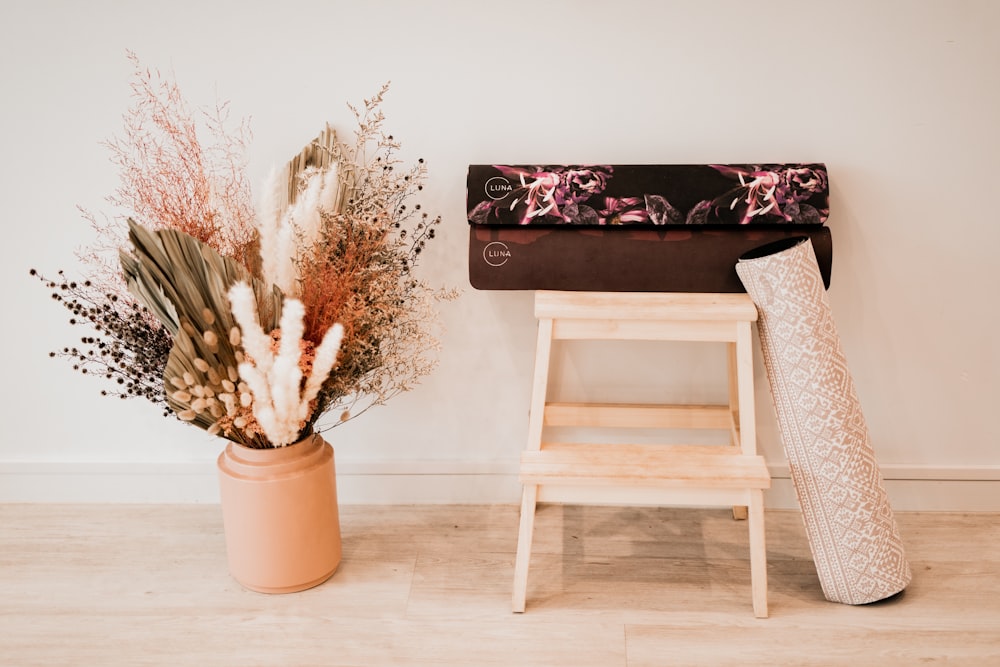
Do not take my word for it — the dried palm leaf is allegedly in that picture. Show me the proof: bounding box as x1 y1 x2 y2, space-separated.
121 218 281 335
120 220 283 445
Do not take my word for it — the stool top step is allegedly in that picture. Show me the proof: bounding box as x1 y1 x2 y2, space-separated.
534 291 758 322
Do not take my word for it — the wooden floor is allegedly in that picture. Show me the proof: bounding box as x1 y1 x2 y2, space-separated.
1 504 997 666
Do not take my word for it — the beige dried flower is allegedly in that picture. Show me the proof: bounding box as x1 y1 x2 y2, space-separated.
44 54 454 449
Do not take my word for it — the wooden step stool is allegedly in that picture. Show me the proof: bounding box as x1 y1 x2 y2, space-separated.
512 290 771 618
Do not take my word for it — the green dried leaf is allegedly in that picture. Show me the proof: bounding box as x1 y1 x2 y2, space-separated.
121 218 282 337
120 219 283 442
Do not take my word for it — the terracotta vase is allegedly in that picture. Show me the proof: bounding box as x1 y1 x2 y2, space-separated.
216 433 342 593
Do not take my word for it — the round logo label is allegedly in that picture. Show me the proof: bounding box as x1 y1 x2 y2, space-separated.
483 241 512 267
485 176 513 201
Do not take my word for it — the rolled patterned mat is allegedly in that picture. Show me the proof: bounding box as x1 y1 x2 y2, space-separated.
735 237 911 605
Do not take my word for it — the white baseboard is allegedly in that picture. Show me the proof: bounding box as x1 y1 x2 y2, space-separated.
766 463 1000 512
0 460 522 505
2 460 999 510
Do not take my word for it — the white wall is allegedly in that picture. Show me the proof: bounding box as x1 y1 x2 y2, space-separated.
2 0 998 508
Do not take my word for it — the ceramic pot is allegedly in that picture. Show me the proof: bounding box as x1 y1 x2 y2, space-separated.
217 433 341 593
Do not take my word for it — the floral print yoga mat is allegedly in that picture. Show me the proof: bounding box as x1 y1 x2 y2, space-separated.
467 164 829 227
736 237 911 605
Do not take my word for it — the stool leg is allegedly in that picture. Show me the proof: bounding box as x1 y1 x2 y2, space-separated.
734 322 757 458
727 341 740 442
727 341 748 521
512 483 538 613
514 308 553 612
748 488 768 618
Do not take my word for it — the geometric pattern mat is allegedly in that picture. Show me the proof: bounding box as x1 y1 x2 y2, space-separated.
737 237 911 604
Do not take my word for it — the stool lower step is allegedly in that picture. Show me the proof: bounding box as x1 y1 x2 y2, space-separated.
520 443 771 489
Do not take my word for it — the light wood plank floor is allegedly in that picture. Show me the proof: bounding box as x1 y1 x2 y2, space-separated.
1 504 997 666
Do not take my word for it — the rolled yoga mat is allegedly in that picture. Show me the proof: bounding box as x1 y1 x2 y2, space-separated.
735 237 911 605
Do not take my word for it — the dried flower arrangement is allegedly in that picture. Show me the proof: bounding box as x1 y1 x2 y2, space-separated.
32 53 454 448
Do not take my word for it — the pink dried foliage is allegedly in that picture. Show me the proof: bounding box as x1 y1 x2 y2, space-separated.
98 51 258 270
